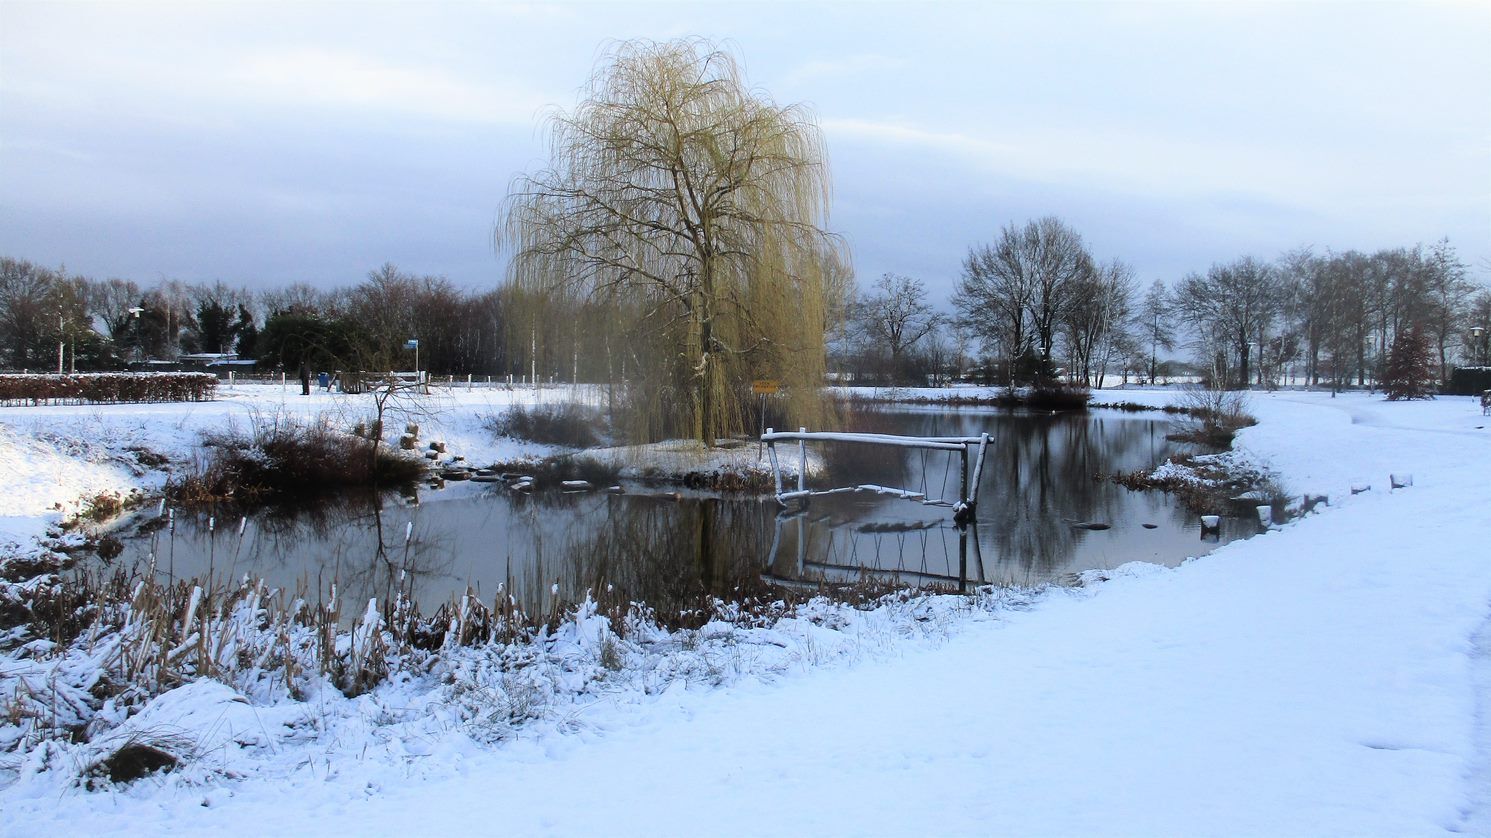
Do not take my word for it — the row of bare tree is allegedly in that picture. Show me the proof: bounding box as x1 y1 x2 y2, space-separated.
830 220 1488 391
1178 243 1488 390
834 218 1140 387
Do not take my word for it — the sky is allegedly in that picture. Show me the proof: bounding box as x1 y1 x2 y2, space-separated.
2 1 1488 305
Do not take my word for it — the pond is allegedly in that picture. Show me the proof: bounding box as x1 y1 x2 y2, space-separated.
110 407 1257 617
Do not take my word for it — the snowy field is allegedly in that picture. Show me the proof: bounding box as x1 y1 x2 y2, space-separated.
1 385 1489 835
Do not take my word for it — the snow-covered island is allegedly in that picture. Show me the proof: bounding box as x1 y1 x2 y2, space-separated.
1 383 1488 835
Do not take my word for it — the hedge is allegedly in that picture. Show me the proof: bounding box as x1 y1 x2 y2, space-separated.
0 373 218 406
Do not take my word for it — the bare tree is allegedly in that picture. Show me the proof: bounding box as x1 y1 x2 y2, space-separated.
1134 279 1174 384
499 39 843 444
954 216 1093 382
955 236 1033 369
1173 256 1280 388
83 277 144 341
1062 258 1134 386
854 273 944 384
1422 239 1474 380
0 257 92 370
261 282 339 318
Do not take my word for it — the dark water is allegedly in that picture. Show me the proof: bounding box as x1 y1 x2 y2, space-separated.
112 408 1255 615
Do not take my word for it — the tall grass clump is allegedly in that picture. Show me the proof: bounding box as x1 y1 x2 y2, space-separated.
171 414 426 506
1024 382 1092 411
489 403 607 448
1168 384 1256 447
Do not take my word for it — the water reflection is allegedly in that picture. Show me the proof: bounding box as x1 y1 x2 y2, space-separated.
114 408 1255 615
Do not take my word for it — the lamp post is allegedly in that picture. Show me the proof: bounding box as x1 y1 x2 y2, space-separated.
1473 326 1487 367
126 307 143 364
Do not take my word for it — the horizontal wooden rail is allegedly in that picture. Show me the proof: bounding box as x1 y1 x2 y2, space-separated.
759 430 984 451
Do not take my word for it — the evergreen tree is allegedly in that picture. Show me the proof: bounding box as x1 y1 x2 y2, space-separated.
1381 323 1436 400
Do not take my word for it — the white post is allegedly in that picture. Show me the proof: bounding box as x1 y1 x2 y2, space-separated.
766 428 782 496
797 427 807 494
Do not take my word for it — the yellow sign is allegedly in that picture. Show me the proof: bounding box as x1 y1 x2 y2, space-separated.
752 379 780 395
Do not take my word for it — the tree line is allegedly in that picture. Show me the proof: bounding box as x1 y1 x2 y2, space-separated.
833 219 1488 391
0 257 535 378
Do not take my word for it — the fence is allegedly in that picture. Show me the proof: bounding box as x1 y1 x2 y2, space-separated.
760 428 991 525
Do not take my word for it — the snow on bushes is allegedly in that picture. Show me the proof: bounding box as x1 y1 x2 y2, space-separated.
0 549 1009 790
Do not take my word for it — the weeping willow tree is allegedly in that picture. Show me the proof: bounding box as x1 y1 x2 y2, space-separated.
499 39 847 445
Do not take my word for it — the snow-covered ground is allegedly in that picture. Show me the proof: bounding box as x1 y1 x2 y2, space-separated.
0 382 584 549
0 381 799 550
2 385 1489 835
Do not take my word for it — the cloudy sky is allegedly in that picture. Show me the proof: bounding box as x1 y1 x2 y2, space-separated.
2 1 1488 303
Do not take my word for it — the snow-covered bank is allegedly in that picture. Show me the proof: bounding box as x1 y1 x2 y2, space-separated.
2 388 1490 834
0 383 571 548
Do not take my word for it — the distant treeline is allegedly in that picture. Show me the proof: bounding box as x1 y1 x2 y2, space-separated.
4 230 1487 392
0 259 546 377
828 219 1489 391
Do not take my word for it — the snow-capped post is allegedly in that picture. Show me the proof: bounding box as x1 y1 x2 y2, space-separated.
957 432 990 526
1200 514 1221 531
765 427 783 496
1255 505 1273 529
1390 473 1413 490
797 427 807 495
953 446 969 526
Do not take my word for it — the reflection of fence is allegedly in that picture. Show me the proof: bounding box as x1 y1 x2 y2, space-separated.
765 511 986 593
760 428 991 525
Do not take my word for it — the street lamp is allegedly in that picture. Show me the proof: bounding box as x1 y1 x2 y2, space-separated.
1473 326 1487 367
126 308 143 364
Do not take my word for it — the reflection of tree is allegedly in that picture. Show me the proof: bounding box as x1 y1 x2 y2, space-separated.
555 497 770 618
151 496 458 619
330 504 458 616
891 409 1182 581
978 417 1075 578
